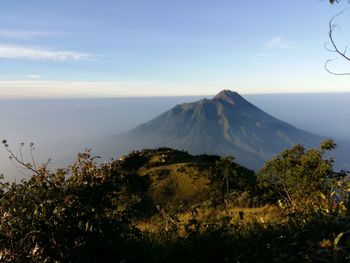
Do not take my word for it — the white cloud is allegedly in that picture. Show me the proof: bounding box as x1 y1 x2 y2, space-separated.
0 80 158 98
27 74 42 79
250 52 276 57
266 37 293 49
0 80 222 99
0 74 43 80
0 30 54 40
0 44 91 61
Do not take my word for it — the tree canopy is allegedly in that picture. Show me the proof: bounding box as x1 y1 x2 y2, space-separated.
258 140 338 211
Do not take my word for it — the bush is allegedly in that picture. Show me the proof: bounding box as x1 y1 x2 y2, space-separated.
0 151 138 262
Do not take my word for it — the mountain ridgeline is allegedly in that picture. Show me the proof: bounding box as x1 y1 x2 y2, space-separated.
106 90 327 170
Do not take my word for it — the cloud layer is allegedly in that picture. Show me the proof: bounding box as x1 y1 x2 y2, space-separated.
267 37 292 49
0 30 53 40
0 45 91 61
0 79 349 99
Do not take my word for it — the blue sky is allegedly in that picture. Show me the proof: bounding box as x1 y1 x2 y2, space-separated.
0 0 349 98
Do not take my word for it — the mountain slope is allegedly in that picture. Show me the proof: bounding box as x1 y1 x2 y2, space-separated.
106 90 323 170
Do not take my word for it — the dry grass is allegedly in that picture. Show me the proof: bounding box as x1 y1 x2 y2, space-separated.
135 204 281 235
137 162 211 210
132 156 280 237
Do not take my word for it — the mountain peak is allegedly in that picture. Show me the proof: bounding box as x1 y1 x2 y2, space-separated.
213 90 244 105
111 88 322 171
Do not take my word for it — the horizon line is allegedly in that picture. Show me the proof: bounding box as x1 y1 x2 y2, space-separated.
0 91 350 100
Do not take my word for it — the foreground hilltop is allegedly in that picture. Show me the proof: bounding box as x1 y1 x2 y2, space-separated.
117 147 256 213
109 90 322 170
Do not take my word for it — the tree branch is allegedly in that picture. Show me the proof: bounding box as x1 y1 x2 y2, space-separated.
2 140 40 176
325 59 350 75
325 8 350 75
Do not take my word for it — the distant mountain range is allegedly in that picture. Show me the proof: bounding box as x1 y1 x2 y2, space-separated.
103 90 342 170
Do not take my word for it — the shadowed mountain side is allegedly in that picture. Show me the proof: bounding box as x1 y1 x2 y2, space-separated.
98 90 331 170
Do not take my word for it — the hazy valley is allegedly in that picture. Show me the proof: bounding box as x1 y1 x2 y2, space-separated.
1 92 350 180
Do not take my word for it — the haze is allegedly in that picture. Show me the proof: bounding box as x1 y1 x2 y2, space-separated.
1 93 349 180
0 1 350 179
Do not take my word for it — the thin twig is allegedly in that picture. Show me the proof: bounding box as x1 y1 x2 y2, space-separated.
30 143 37 170
325 59 350 75
325 8 350 75
19 143 24 163
4 145 40 175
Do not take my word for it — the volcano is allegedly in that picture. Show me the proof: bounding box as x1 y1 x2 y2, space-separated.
108 90 323 170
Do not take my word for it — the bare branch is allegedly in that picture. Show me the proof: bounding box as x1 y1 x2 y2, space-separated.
328 10 350 60
324 42 338 53
2 141 40 175
325 59 350 75
8 156 31 177
325 8 350 75
19 142 24 163
30 142 37 170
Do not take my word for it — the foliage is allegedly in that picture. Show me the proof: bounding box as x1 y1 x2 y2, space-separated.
0 149 142 262
1 141 350 262
258 139 340 211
